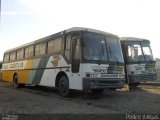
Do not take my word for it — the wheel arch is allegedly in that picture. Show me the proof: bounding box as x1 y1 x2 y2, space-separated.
13 72 18 82
55 71 69 88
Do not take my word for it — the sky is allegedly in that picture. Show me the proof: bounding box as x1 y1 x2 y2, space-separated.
1 0 160 61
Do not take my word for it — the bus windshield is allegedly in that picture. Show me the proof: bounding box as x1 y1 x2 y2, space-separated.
127 41 154 62
82 32 124 63
141 41 154 61
107 36 124 63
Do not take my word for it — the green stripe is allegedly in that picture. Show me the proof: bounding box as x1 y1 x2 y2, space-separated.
32 57 50 85
27 59 40 84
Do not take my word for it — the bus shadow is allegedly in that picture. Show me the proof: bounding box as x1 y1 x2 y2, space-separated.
21 85 106 100
10 82 160 102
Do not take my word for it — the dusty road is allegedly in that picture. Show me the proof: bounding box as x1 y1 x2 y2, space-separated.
0 80 160 119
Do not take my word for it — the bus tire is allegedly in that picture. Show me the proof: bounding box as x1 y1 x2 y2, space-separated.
13 74 24 88
109 88 117 91
129 83 140 91
58 76 70 97
91 89 104 94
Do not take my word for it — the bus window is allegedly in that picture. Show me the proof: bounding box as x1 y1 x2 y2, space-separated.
48 38 62 54
82 32 108 61
141 42 154 61
17 49 24 60
25 45 34 58
35 43 45 56
54 38 62 53
127 43 144 62
72 35 80 73
133 44 144 61
107 36 124 63
4 53 9 62
65 35 71 61
48 40 54 54
127 46 132 58
10 51 16 61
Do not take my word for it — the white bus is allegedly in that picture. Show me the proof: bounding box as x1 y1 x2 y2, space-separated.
2 27 125 97
120 37 157 89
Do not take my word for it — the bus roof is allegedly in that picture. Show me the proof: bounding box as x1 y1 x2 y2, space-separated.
66 27 118 37
120 37 150 42
4 27 118 53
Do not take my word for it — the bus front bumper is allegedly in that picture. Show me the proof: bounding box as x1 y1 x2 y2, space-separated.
128 73 157 84
83 78 125 90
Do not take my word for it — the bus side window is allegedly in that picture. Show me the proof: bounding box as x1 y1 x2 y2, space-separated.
35 43 45 56
10 51 16 61
29 46 34 57
48 38 62 54
127 46 132 60
17 49 24 60
71 35 80 73
25 45 34 58
54 38 62 53
65 35 71 62
4 53 9 62
48 40 54 54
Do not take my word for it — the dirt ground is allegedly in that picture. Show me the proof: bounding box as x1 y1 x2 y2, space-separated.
0 80 160 119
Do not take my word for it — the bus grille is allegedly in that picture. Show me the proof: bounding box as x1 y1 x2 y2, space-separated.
129 73 157 81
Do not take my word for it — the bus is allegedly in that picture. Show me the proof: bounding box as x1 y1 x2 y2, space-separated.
0 61 2 79
120 37 157 89
0 61 2 71
2 27 125 97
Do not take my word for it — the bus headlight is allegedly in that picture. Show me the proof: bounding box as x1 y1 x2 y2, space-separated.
86 73 98 78
86 73 90 77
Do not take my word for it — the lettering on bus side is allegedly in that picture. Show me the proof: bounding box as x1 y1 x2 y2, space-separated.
2 64 9 70
10 62 24 69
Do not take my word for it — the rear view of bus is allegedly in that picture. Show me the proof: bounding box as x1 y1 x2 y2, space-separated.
120 37 157 89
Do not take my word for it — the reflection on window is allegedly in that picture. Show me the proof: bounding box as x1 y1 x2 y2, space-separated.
10 51 16 61
25 45 34 58
48 38 62 54
127 44 144 62
65 35 71 61
107 36 124 63
126 41 155 62
17 49 24 60
82 33 124 63
35 43 45 56
73 37 80 60
4 54 9 62
141 42 154 61
82 33 108 61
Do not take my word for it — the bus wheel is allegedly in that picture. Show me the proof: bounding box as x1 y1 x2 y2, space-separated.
91 89 104 94
129 83 140 91
109 88 117 91
13 75 24 88
58 76 70 97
